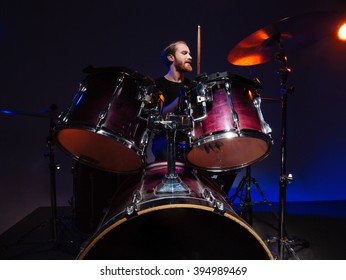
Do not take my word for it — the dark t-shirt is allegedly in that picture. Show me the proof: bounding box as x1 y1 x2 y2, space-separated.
151 77 191 161
155 76 191 107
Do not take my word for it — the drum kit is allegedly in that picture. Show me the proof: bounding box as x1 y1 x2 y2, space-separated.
53 64 274 259
1 11 343 260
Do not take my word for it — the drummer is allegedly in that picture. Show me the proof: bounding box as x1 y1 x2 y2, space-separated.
151 40 193 161
150 40 237 196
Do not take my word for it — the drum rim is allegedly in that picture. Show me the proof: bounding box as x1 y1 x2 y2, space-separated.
190 129 272 148
77 203 274 260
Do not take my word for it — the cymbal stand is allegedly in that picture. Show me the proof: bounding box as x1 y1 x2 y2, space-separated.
45 104 80 252
229 165 278 226
274 52 297 260
46 104 59 243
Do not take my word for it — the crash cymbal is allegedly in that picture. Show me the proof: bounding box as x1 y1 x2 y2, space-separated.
228 11 346 66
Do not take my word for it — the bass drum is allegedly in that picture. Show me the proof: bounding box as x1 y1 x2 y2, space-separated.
77 161 273 260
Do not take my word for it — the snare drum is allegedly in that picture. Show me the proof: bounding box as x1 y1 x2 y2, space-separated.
185 72 272 171
54 66 160 173
77 161 273 260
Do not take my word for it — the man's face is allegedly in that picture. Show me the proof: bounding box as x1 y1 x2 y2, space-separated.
173 43 193 72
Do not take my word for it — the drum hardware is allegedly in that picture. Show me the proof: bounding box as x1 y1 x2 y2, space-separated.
203 188 225 214
272 52 301 260
125 191 142 216
133 82 163 124
0 104 81 253
191 81 213 122
95 74 125 129
60 82 86 124
253 96 272 134
228 165 279 226
224 81 240 133
46 104 60 243
45 104 82 252
148 112 193 194
0 104 61 242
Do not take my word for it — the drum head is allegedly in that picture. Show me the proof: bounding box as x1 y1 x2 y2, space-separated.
78 204 272 260
56 128 143 173
187 131 272 171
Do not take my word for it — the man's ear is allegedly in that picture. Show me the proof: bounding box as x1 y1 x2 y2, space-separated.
167 54 175 62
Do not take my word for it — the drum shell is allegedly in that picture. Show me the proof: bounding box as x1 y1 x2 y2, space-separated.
186 72 272 171
77 162 273 260
54 67 153 173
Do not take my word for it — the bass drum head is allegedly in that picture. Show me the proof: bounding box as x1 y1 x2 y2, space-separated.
78 205 273 260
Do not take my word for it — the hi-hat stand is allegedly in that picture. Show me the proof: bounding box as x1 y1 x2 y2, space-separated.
229 165 278 226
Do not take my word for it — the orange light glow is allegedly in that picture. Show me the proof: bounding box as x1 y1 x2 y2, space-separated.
337 23 346 41
230 54 266 66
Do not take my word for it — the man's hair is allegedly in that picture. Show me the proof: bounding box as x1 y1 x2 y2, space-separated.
161 40 188 69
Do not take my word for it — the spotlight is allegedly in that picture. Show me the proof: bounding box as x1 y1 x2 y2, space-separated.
337 22 346 41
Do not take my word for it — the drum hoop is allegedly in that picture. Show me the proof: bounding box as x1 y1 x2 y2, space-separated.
190 130 272 147
223 212 274 259
77 203 274 260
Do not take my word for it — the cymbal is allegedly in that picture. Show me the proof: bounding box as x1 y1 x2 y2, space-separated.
228 11 346 66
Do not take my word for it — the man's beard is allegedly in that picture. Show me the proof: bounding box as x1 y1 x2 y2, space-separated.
176 60 193 72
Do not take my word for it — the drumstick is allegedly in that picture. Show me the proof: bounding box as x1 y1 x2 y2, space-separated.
197 25 201 75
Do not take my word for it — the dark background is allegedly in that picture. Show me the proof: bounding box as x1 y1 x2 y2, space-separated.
1 0 346 235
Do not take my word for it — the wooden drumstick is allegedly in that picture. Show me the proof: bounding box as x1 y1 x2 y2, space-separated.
197 25 201 75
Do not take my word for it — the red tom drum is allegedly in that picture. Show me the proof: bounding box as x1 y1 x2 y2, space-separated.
185 72 272 171
54 66 160 173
